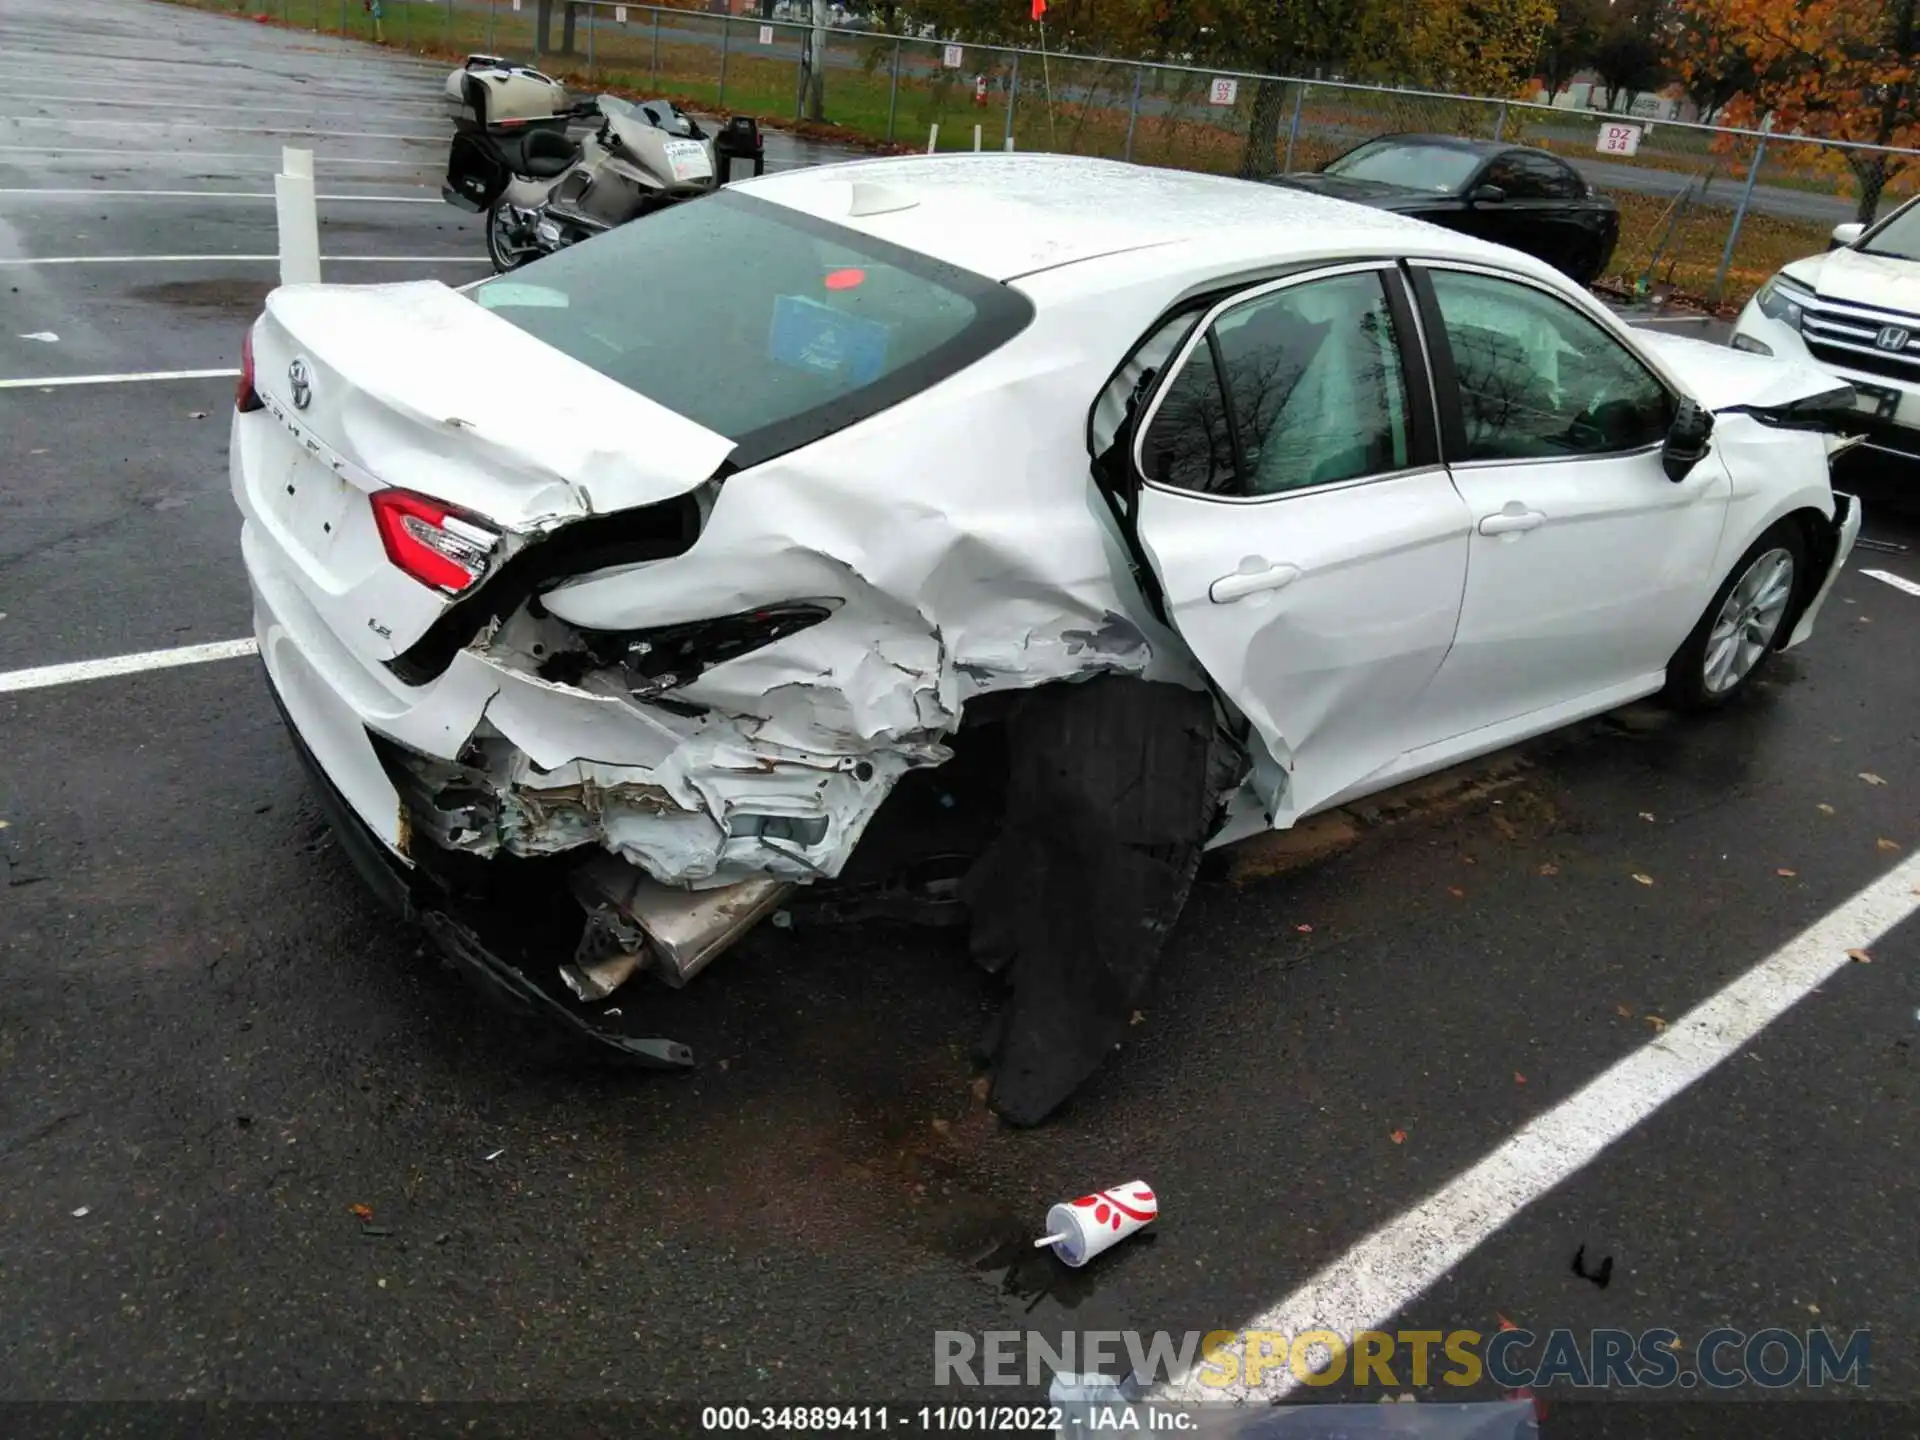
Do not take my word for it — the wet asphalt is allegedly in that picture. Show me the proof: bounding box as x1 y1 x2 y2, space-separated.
2 0 1919 1427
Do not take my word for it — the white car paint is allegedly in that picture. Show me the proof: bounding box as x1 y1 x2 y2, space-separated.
235 154 1859 902
1731 195 1920 454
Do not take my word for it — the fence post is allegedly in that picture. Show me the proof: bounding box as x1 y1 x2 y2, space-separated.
337 0 345 35
1123 65 1142 162
586 2 594 79
650 9 660 90
718 16 731 106
1282 82 1306 173
487 0 495 52
1493 99 1507 142
444 0 451 49
1712 119 1771 304
1005 51 1019 148
886 38 902 143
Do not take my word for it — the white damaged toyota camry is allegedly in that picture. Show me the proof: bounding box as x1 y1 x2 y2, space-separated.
233 154 1861 1123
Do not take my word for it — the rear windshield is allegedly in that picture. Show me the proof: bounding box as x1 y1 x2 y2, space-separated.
471 190 1033 467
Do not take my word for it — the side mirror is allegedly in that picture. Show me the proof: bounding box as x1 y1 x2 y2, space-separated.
1469 183 1506 205
1829 221 1865 250
1663 398 1715 482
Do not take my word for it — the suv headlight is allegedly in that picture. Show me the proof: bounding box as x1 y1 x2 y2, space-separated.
1755 275 1813 330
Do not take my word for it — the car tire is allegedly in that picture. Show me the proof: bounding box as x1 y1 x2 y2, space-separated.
1663 520 1806 712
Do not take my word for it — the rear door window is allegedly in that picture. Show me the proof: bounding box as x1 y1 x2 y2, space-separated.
1139 270 1415 497
471 191 1033 467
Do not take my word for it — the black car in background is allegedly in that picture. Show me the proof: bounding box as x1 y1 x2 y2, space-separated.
1269 133 1621 286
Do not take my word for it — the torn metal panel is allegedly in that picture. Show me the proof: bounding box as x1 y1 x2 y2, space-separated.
570 856 792 987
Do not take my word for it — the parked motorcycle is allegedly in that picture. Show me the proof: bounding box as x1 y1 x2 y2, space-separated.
442 68 765 272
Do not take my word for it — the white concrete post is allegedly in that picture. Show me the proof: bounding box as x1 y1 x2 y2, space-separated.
973 123 982 151
275 147 321 286
927 123 939 154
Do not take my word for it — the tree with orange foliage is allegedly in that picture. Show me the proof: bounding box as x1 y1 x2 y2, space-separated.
1676 0 1917 222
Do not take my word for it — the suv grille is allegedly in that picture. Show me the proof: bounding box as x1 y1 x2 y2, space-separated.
1799 292 1920 383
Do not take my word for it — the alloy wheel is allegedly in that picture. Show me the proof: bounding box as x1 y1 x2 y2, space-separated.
1703 547 1795 695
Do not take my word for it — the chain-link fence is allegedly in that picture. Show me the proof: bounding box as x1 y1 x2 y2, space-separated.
166 0 1920 309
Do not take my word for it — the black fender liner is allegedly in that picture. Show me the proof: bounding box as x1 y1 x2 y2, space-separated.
962 675 1243 1127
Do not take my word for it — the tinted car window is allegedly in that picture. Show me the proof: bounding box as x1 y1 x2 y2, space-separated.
1091 309 1202 467
1478 157 1529 197
1533 154 1585 200
1496 151 1582 200
1142 272 1412 496
1140 338 1236 494
1427 269 1674 461
471 191 1032 464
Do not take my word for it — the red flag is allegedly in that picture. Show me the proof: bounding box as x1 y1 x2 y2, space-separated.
1031 0 1047 18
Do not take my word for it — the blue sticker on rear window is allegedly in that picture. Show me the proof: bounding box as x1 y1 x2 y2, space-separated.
766 294 890 387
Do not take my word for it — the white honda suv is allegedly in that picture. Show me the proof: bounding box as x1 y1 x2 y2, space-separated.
1733 195 1920 462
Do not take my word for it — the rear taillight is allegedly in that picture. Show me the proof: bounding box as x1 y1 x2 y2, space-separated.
369 488 499 595
236 325 263 413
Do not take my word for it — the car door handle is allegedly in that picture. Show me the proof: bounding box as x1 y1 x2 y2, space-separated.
1478 508 1547 536
1209 562 1300 604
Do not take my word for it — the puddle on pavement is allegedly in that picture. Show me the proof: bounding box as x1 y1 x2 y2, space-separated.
130 278 274 311
917 1187 1151 1319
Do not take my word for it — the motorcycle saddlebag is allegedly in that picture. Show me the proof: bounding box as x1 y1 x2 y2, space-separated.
444 124 512 213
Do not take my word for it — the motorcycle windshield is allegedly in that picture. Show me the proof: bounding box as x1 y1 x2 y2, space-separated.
468 189 1033 470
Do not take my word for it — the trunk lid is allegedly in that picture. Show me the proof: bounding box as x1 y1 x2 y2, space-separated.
254 281 734 528
241 280 733 663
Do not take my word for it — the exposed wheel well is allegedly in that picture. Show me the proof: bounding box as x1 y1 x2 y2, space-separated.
1776 505 1838 648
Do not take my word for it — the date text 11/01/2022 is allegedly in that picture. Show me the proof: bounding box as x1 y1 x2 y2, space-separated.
701 1409 1088 1432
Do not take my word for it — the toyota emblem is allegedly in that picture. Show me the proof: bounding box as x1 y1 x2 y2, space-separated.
288 358 313 410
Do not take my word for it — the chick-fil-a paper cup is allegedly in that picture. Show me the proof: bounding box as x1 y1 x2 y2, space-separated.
1035 1181 1157 1267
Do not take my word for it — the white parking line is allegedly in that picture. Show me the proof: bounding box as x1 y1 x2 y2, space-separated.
1862 568 1920 598
0 188 438 202
0 255 485 266
0 369 240 390
0 116 442 143
0 89 451 117
1158 849 1920 1401
0 146 429 168
0 639 259 696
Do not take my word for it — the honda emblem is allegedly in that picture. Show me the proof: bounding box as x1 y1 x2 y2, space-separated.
288 358 313 409
1875 325 1912 353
